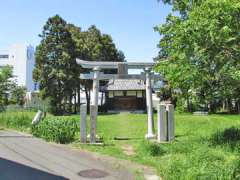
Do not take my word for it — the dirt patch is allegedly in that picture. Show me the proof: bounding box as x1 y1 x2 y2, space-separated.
121 144 136 156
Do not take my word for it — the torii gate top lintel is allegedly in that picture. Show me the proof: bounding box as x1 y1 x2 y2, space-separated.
76 59 155 70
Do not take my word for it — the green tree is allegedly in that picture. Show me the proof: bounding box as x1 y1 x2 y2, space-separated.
35 16 125 115
0 66 16 109
68 24 125 112
159 0 203 17
9 86 26 106
33 15 78 115
156 0 240 113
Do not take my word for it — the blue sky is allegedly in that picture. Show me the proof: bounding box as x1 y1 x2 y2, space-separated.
0 0 171 62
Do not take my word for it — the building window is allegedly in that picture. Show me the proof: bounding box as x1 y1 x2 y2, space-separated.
114 91 124 96
27 49 33 60
34 83 38 91
127 91 136 96
109 91 114 98
0 55 9 59
137 91 143 98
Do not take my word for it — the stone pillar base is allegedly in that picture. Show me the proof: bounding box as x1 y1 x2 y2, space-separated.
80 105 87 143
145 133 156 139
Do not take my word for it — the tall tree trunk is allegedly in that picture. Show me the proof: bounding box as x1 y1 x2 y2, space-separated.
69 93 73 114
208 101 216 113
222 99 225 112
77 85 81 113
236 100 240 114
101 92 104 109
63 98 66 115
186 94 191 112
227 98 233 113
85 86 90 114
74 89 77 114
57 79 63 115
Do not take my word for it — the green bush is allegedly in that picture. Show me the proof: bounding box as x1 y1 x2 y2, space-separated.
175 98 186 113
0 112 33 131
32 117 78 144
140 141 166 156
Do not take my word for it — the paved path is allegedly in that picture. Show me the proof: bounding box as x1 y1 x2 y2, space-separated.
0 130 138 180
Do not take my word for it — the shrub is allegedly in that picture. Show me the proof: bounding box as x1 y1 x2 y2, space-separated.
140 141 166 156
32 117 78 144
175 98 186 113
0 112 33 131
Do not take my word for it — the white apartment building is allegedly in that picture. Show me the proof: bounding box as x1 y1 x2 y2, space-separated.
0 44 37 92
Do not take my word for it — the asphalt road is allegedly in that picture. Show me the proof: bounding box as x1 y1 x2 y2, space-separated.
0 130 136 180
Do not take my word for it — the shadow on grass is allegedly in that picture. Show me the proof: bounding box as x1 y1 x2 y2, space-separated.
98 112 148 115
73 140 115 147
98 112 120 115
175 134 188 138
210 127 240 150
215 112 239 115
113 137 142 141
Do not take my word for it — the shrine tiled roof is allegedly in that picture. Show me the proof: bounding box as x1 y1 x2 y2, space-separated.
103 79 145 91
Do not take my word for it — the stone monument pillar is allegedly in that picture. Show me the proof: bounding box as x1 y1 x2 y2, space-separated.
166 104 175 141
80 105 87 143
157 103 175 142
157 104 167 141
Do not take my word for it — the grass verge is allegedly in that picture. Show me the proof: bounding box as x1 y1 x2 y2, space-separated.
0 111 240 179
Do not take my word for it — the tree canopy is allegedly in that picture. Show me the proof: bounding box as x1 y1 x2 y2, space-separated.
68 24 125 112
34 15 125 115
0 66 26 109
156 0 240 112
0 66 15 107
33 15 78 115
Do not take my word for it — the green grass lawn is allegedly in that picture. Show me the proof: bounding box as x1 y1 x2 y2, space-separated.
70 113 240 180
0 111 240 179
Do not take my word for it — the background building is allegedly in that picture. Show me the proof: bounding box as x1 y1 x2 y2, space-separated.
0 44 37 92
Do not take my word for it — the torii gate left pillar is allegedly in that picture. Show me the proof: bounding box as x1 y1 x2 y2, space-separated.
90 67 100 143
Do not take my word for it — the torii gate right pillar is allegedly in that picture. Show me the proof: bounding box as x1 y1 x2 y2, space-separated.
144 67 155 139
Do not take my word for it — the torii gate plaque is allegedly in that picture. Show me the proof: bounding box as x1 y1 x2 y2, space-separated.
77 59 160 143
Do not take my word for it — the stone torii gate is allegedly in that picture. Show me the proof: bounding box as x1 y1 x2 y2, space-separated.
77 59 160 143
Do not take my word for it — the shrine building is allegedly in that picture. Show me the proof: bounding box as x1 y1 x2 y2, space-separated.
102 79 146 111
